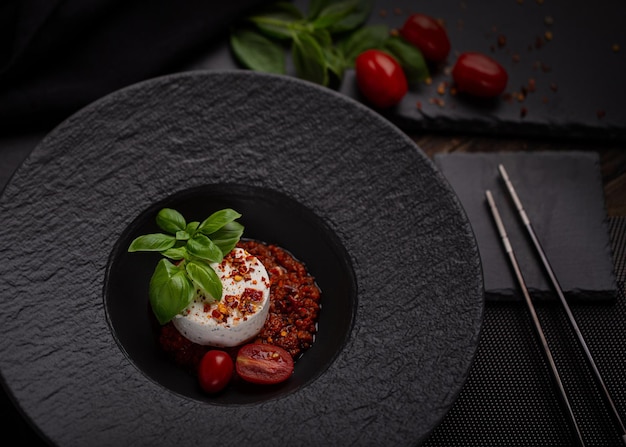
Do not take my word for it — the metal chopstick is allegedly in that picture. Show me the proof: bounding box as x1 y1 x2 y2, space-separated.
485 190 585 446
498 164 626 446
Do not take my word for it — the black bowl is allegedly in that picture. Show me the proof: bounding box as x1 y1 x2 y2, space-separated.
105 184 356 404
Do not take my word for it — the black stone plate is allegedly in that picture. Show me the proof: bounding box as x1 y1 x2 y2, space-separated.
0 71 483 446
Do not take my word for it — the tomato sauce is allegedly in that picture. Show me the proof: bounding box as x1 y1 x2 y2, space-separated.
158 240 321 371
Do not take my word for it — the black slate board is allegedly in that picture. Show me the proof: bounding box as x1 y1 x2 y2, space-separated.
187 0 626 142
434 151 617 302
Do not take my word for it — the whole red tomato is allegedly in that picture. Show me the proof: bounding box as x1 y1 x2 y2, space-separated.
236 344 294 385
355 49 408 108
452 52 508 98
400 13 451 63
198 350 234 394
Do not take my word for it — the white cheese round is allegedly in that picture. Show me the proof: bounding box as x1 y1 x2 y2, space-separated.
172 247 270 347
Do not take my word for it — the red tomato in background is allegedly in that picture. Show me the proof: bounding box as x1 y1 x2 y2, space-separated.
198 350 234 393
236 344 294 385
452 52 508 97
400 14 451 63
355 49 408 108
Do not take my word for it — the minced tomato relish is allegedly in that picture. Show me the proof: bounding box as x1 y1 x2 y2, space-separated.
158 240 321 371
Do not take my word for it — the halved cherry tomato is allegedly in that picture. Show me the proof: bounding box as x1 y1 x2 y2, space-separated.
355 49 408 108
198 350 234 394
400 13 451 64
452 52 508 98
236 344 294 385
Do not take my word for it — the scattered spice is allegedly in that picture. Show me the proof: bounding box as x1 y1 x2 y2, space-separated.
498 34 507 48
612 43 620 53
520 107 528 118
544 30 553 41
437 81 447 95
544 15 554 26
597 110 606 119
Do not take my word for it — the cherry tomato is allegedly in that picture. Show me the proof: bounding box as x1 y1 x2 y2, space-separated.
355 49 408 108
400 13 451 64
452 52 508 98
198 350 234 394
236 344 294 385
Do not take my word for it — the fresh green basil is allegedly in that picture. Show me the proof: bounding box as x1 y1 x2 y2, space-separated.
247 2 304 40
230 0 423 91
149 259 194 325
230 28 286 74
156 208 186 234
128 233 176 252
186 234 223 263
336 24 389 67
383 36 430 84
197 208 242 235
292 32 328 85
186 261 222 301
207 221 245 257
128 208 244 324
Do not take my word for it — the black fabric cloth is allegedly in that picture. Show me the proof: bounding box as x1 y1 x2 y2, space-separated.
0 0 264 130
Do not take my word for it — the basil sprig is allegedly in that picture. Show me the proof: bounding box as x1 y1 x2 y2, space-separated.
230 0 429 87
128 208 244 325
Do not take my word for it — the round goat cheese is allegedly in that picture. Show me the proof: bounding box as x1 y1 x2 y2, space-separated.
172 247 270 347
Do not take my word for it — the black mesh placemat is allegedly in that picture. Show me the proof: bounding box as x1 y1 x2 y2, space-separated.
425 217 626 446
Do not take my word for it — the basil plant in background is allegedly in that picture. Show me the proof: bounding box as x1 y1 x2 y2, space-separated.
230 0 429 87
128 208 244 325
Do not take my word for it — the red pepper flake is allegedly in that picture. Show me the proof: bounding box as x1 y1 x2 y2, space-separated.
436 81 447 95
429 97 445 107
520 107 528 118
544 30 553 41
597 110 606 119
550 82 558 92
378 9 388 17
389 28 399 37
497 34 507 48
527 78 536 92
393 7 403 15
541 96 549 104
512 53 521 63
416 101 422 111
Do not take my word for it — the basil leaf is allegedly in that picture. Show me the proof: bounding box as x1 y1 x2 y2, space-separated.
176 230 190 241
292 32 328 86
149 259 193 325
327 0 373 33
208 221 244 256
162 246 187 260
248 2 304 40
312 0 359 30
323 46 346 79
187 234 223 263
128 233 176 252
230 28 286 74
197 208 242 235
383 36 430 84
156 208 186 234
185 221 199 236
307 0 332 19
336 24 389 67
186 261 222 301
